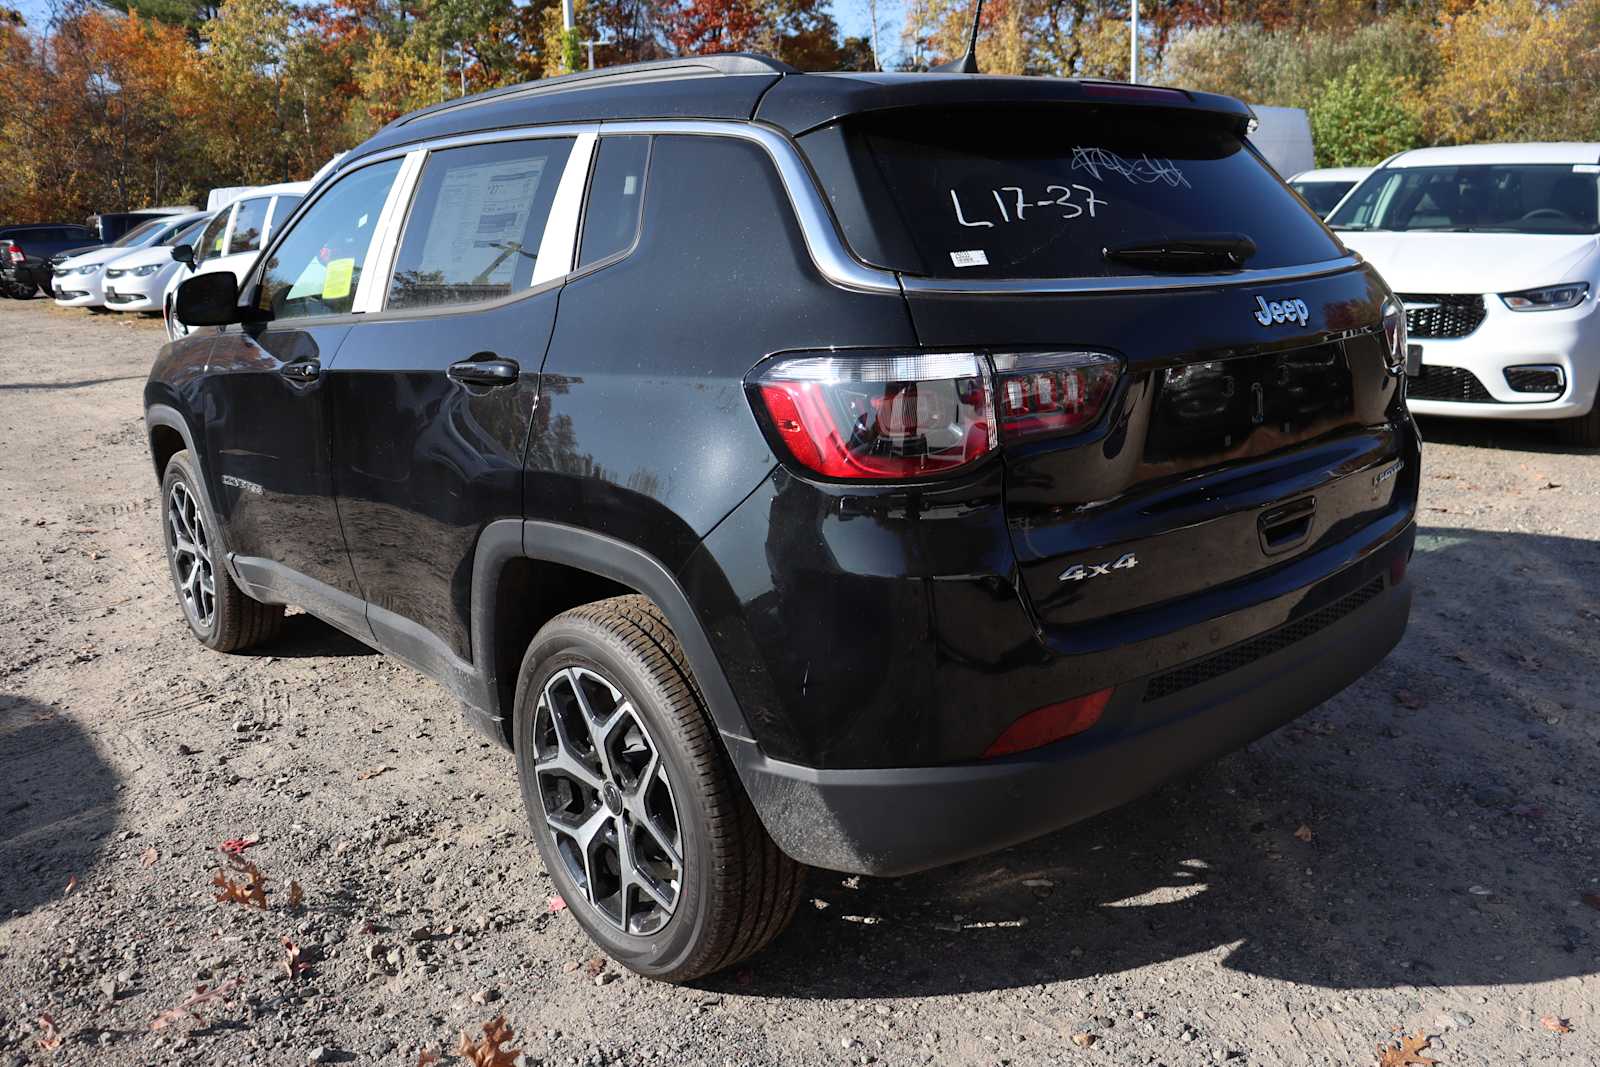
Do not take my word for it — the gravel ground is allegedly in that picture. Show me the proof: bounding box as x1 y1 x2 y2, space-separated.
0 295 1597 1067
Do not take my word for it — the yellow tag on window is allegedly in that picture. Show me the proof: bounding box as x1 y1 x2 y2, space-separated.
322 258 355 301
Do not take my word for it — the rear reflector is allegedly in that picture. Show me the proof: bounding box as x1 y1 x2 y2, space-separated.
982 688 1113 759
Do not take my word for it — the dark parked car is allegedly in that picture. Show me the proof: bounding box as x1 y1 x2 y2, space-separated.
146 55 1420 982
0 223 96 296
45 208 198 282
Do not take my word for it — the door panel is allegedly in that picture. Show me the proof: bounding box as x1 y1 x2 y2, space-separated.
328 300 552 662
202 322 366 629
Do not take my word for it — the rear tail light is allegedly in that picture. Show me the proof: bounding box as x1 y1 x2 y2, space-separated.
992 351 1121 442
3 243 22 262
983 688 1113 758
752 352 995 480
750 349 1121 482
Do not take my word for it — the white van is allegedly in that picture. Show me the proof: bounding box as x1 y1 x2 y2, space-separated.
163 181 310 340
1331 143 1600 446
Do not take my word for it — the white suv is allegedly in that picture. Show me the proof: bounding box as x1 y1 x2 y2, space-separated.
163 182 308 340
1330 143 1600 446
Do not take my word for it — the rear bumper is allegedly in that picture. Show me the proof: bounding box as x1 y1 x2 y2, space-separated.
732 531 1412 876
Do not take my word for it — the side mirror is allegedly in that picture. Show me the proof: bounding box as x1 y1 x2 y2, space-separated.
170 244 195 268
174 271 243 327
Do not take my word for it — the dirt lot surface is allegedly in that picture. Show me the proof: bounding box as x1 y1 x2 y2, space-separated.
0 295 1597 1067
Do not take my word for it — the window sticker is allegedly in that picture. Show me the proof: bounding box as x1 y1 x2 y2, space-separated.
950 249 988 267
1573 164 1600 174
321 257 355 300
415 158 547 289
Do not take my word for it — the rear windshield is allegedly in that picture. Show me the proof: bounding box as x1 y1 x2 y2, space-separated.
801 107 1344 280
1327 164 1600 235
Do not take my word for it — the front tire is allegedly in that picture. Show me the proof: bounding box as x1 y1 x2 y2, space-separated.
160 450 283 651
1556 406 1600 449
513 595 802 982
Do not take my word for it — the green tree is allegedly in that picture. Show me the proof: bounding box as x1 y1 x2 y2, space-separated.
1308 62 1423 166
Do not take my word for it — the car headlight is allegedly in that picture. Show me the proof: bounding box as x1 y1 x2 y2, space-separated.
132 264 161 277
76 264 101 275
1500 282 1589 311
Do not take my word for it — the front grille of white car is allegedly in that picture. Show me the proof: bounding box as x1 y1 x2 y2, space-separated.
1399 294 1486 339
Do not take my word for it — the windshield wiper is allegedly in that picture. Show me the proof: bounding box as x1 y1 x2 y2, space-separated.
1103 233 1257 272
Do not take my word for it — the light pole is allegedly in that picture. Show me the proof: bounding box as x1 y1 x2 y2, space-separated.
1129 0 1139 84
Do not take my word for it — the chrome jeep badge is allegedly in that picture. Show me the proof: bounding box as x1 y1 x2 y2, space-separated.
1253 295 1310 327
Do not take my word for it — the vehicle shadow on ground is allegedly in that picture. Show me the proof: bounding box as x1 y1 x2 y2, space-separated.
0 694 120 919
242 611 379 660
727 526 1600 997
0 375 145 392
1414 414 1590 455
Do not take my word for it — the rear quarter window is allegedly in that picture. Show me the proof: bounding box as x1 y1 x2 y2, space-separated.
801 107 1344 280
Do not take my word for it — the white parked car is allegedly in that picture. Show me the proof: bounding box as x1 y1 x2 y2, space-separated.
1288 166 1372 218
1330 143 1600 447
163 181 309 340
102 214 213 315
52 213 207 310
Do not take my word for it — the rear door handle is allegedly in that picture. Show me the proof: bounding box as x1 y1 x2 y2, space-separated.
280 360 320 383
447 357 519 387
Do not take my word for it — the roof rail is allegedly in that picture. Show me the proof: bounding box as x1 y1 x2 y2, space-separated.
396 53 797 127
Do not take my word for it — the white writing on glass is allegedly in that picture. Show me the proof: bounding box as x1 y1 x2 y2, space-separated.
949 184 1106 229
1070 147 1190 188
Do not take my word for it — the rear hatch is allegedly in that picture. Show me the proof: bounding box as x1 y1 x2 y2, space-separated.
798 98 1410 630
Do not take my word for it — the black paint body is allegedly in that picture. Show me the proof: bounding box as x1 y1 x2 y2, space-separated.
145 65 1419 875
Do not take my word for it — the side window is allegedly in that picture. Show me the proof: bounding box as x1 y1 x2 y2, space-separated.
579 136 650 268
195 209 231 265
267 195 302 241
387 137 574 311
227 198 270 255
258 158 401 321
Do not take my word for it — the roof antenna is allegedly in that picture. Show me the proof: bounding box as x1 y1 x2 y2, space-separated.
930 0 983 74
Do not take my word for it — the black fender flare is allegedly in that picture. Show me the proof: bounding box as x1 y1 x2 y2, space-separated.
145 402 249 590
470 519 759 747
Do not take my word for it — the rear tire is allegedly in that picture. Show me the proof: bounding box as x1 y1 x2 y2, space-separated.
513 595 802 982
1556 407 1600 449
159 450 284 652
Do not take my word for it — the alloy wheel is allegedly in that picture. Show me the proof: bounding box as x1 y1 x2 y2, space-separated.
167 481 216 631
533 666 684 936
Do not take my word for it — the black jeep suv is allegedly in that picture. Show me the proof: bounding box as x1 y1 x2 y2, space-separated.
146 55 1420 981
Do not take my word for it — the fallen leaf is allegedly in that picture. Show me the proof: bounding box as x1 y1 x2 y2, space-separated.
36 1014 63 1052
63 875 77 896
455 1015 520 1067
1540 1015 1573 1034
1376 1032 1438 1066
356 765 394 781
281 937 311 981
583 956 606 977
287 880 304 910
149 977 244 1031
138 847 159 868
1294 824 1314 843
212 848 269 909
1509 804 1544 820
219 836 257 855
1394 689 1427 710
1582 892 1600 912
547 895 566 913
416 1051 441 1067
1070 1031 1095 1048
1541 482 1562 490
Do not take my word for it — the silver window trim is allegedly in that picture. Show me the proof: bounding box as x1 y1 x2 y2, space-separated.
355 149 426 313
532 131 597 286
331 119 1367 298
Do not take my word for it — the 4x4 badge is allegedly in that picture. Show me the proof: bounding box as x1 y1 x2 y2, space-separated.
1059 552 1139 582
1253 295 1309 327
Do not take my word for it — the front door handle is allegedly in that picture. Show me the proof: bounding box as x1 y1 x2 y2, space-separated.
280 360 320 383
447 357 519 387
